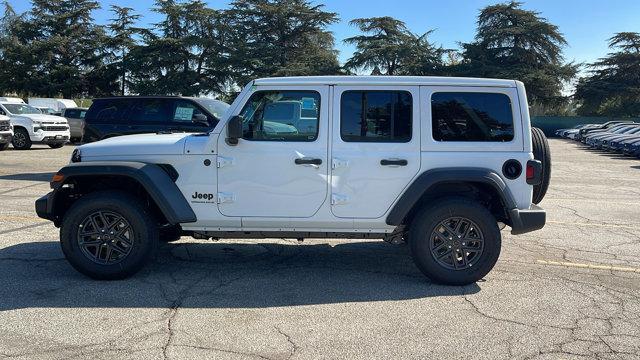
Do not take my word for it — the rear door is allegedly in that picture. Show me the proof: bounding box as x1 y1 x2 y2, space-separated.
330 86 421 218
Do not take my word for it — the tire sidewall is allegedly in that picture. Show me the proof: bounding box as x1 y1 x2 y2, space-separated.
410 198 501 285
12 128 31 150
531 127 551 204
60 191 158 280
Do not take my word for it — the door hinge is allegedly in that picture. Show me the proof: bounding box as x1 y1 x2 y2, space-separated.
216 192 235 204
216 156 234 168
332 158 349 170
331 193 349 205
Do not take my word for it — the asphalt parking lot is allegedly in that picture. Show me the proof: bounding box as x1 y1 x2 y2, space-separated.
0 139 639 360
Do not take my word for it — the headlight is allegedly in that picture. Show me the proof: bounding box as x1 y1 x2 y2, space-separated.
71 149 81 163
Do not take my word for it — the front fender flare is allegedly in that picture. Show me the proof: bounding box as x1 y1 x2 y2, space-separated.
43 161 196 225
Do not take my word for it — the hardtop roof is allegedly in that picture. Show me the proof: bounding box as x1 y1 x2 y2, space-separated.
253 76 517 88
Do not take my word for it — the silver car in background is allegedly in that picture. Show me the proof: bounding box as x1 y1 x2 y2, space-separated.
61 107 87 143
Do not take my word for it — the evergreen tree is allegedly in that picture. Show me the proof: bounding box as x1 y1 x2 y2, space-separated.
344 17 444 76
458 1 577 107
128 0 230 96
106 6 142 95
227 0 341 87
25 0 108 98
574 32 640 117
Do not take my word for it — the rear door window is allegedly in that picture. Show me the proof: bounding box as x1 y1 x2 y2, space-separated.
431 92 514 142
86 99 133 124
129 99 173 123
340 91 412 143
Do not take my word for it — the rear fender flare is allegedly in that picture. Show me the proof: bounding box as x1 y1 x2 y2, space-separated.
386 167 516 226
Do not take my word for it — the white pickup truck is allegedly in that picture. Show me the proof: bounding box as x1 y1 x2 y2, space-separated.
0 97 70 149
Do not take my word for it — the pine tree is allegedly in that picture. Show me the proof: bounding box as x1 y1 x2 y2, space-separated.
107 6 142 95
458 1 577 108
574 32 640 117
344 17 445 76
227 0 341 87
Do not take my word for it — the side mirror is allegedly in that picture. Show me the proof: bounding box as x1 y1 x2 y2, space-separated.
226 115 243 145
192 113 209 127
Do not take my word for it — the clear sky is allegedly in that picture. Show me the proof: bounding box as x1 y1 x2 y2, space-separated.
7 0 640 65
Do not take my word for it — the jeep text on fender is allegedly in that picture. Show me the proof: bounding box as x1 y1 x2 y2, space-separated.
35 76 548 285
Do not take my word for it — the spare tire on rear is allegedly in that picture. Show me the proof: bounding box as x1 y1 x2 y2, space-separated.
531 127 551 204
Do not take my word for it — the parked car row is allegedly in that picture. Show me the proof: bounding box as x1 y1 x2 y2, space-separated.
556 121 640 157
0 95 229 150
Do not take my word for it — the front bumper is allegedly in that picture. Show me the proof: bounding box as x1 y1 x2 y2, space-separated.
35 192 56 222
0 133 12 143
31 130 70 143
509 204 546 235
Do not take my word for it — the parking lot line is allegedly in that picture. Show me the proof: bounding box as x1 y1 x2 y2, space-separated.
547 220 640 230
537 259 640 273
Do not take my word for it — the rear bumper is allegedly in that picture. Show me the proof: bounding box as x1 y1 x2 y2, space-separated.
509 204 546 235
35 192 55 222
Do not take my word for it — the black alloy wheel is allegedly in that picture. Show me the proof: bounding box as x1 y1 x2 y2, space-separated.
429 217 484 271
77 210 134 265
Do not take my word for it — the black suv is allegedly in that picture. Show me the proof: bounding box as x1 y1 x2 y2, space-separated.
82 96 230 143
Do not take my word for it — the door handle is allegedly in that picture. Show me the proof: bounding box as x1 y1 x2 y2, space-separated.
295 158 322 165
380 159 408 166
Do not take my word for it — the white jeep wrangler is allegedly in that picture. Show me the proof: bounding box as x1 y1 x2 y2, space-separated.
36 76 550 285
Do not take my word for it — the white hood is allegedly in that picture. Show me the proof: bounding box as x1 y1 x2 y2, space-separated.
14 113 68 124
79 133 194 157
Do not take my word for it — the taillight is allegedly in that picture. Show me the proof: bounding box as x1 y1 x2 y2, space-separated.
526 160 542 185
526 164 535 180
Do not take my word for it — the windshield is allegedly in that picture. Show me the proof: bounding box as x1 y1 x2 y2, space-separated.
3 103 42 115
193 98 230 120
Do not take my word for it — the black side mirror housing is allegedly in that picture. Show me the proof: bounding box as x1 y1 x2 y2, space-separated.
192 113 210 127
226 115 243 145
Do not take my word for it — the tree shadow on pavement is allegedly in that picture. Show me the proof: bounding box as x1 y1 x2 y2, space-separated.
0 240 480 311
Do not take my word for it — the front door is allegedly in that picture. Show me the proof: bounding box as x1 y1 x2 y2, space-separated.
330 86 421 218
217 86 329 218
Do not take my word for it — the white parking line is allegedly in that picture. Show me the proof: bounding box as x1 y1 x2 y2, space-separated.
537 260 640 273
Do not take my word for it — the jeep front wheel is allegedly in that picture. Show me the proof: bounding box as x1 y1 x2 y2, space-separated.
60 191 158 280
409 198 501 285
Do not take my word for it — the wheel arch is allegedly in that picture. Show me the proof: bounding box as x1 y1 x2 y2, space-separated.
386 168 517 227
40 161 196 227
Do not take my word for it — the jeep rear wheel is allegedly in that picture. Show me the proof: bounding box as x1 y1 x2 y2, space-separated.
0 142 9 151
48 143 65 149
11 128 31 150
409 198 501 285
60 191 158 280
531 127 551 204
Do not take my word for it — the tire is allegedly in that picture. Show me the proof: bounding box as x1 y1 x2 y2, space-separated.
11 128 32 150
409 198 501 285
48 143 65 149
0 142 9 151
531 127 551 204
160 225 182 242
60 191 159 280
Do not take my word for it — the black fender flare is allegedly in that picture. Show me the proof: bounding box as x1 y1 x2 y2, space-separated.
386 167 517 226
46 161 196 225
